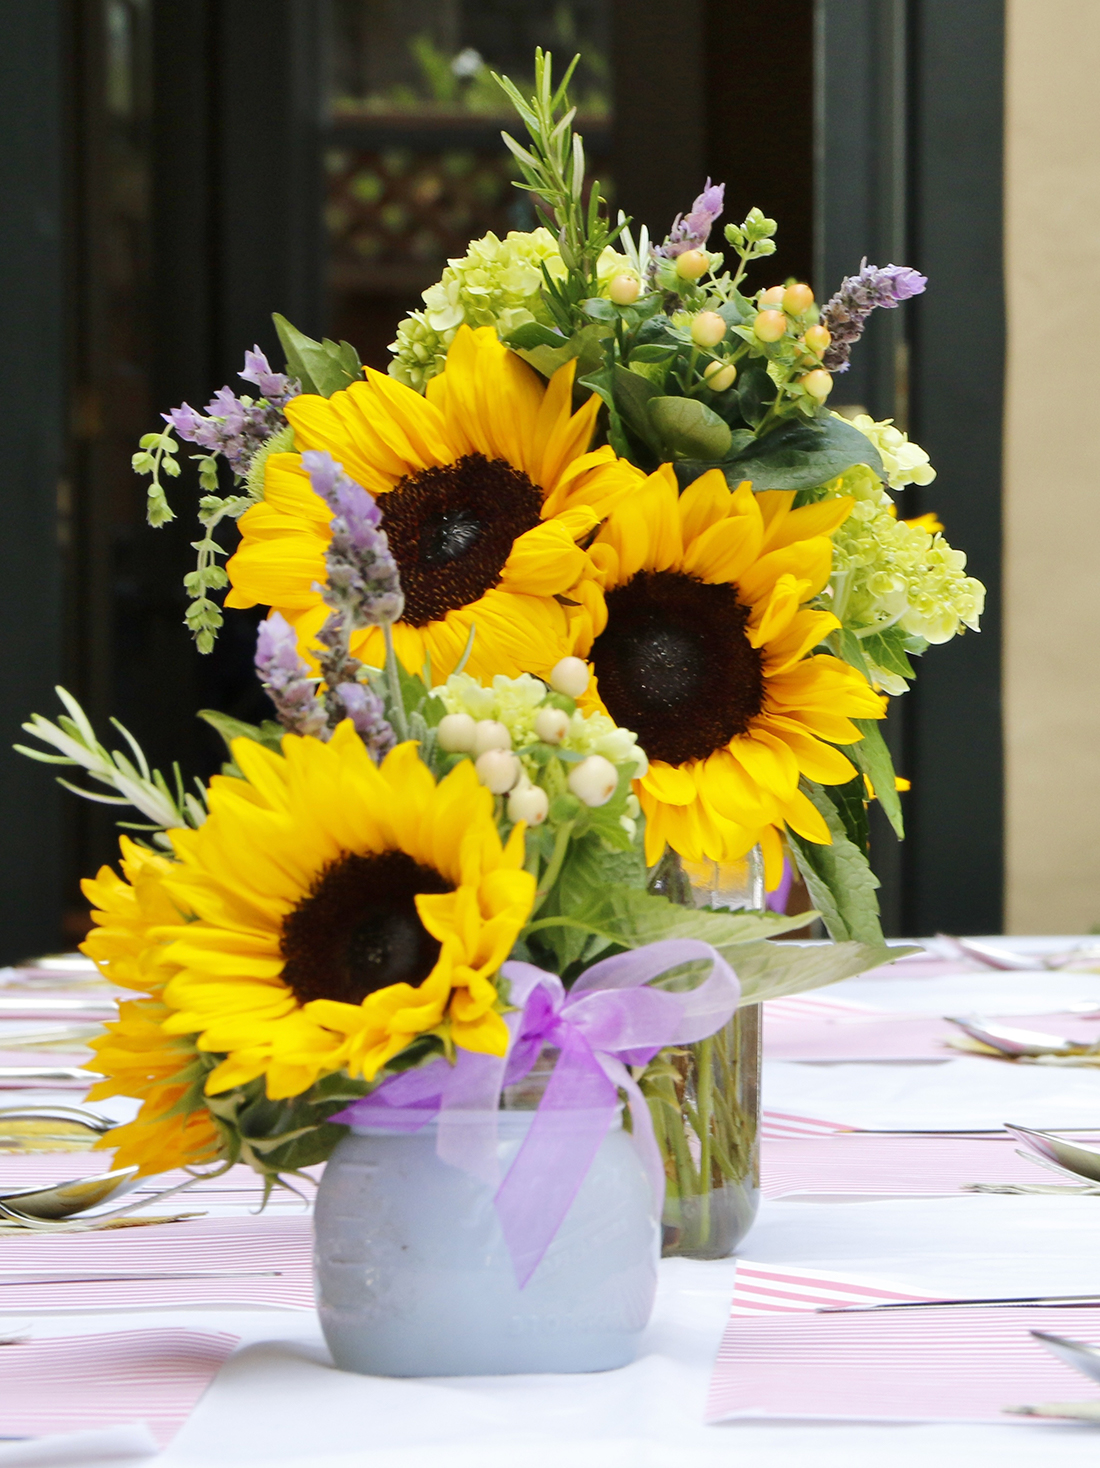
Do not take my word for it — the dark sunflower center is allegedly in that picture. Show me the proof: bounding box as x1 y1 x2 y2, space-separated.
379 453 543 626
590 570 765 767
280 850 452 1007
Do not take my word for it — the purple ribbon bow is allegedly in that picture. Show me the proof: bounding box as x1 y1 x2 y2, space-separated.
334 939 739 1287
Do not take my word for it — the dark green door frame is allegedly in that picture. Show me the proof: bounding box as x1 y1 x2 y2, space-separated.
0 1 67 962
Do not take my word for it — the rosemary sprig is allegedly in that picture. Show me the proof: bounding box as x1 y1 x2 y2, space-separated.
492 49 626 333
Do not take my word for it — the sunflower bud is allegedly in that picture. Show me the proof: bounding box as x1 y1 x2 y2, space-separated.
437 712 477 753
472 719 512 755
753 310 787 343
608 273 641 305
691 311 727 347
533 706 570 744
475 749 520 794
507 783 549 826
549 657 590 698
567 755 618 808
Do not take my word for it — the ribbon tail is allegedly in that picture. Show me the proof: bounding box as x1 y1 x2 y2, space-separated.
494 1024 619 1289
598 1055 666 1220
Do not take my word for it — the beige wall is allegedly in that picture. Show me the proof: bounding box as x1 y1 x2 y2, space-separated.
1004 1 1100 931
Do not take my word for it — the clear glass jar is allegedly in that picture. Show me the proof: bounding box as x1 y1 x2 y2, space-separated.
643 847 764 1259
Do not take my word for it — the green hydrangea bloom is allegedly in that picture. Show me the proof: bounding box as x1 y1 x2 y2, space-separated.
389 229 631 391
820 462 985 694
838 412 936 489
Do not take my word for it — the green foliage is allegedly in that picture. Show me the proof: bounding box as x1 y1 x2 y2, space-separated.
722 207 779 291
205 1070 371 1182
729 935 916 1005
648 395 733 460
847 717 905 839
859 625 917 682
132 430 181 528
787 781 884 945
272 314 363 398
679 415 885 494
16 687 206 844
491 52 625 335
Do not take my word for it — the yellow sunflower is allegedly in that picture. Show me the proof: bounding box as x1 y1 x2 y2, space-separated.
155 724 536 1099
81 839 222 1175
225 325 641 681
574 466 886 882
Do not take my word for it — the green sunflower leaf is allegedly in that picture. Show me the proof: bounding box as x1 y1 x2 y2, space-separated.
648 395 734 461
847 717 905 839
198 709 285 756
727 935 917 1005
273 313 363 398
681 413 886 492
787 779 884 944
861 625 916 681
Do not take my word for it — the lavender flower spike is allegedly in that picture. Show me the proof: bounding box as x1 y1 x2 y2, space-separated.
303 450 405 629
239 347 298 407
165 348 300 475
255 612 327 738
335 681 396 763
821 260 928 373
656 178 726 259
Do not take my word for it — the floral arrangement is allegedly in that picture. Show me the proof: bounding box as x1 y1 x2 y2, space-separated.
19 54 979 1227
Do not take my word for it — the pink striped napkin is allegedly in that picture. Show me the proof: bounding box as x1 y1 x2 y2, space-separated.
760 1110 854 1139
707 1303 1100 1423
0 1329 238 1446
0 1215 313 1310
760 1131 1100 1197
728 1260 930 1314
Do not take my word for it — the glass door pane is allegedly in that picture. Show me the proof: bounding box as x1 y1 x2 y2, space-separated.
323 0 613 367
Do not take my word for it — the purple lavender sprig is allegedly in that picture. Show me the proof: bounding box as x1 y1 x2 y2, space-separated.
166 348 300 476
303 449 409 744
254 612 328 739
334 681 396 763
821 260 927 373
655 179 725 260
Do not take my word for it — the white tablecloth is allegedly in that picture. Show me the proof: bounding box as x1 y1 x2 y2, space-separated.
6 937 1100 1466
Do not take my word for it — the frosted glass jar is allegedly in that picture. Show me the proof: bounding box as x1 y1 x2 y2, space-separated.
314 1110 660 1377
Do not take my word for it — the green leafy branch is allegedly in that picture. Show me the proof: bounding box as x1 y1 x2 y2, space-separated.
131 430 181 527
493 50 625 333
15 688 206 847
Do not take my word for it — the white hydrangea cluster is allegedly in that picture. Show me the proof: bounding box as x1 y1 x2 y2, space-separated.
436 672 648 778
389 228 631 391
839 413 936 489
822 463 985 694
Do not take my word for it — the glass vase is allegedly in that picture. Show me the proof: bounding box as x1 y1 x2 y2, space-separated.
643 848 764 1259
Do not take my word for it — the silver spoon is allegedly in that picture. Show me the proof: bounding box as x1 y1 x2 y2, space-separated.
945 1016 1088 1057
0 1165 140 1219
941 936 1045 971
1006 1124 1100 1183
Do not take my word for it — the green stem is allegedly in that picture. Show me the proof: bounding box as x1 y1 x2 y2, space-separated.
696 1036 715 1239
381 620 410 742
530 818 575 915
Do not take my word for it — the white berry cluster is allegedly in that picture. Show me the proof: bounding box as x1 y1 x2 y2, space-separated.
433 662 647 833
